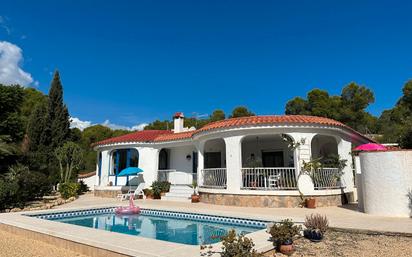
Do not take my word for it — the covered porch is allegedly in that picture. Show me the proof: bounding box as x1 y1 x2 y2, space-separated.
157 144 198 185
197 132 350 207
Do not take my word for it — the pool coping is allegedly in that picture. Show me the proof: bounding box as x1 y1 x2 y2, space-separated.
0 205 276 257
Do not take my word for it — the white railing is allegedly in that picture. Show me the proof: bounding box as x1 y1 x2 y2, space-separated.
157 169 197 185
200 168 227 189
312 168 342 190
241 167 297 190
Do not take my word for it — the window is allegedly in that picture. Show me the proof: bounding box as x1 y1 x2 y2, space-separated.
111 149 139 175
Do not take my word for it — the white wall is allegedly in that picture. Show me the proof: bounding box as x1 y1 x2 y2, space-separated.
354 155 363 211
78 175 96 191
169 145 196 173
360 150 412 217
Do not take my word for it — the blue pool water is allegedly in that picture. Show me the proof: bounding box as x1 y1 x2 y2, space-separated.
38 209 265 245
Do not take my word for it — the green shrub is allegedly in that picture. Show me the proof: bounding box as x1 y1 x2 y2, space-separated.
268 219 301 246
0 164 52 210
304 214 329 234
220 229 262 257
159 181 171 192
77 180 89 195
151 182 162 199
0 178 18 210
151 181 170 193
59 183 80 199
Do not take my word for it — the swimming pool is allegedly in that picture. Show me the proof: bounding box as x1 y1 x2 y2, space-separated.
29 207 267 245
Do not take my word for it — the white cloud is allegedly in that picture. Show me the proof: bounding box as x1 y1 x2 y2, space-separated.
0 41 35 86
70 117 92 131
70 117 148 131
102 119 148 131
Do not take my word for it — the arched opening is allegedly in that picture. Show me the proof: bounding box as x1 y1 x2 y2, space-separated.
110 148 139 186
203 138 226 168
311 134 338 162
311 135 341 189
241 134 294 168
158 149 169 170
240 134 296 189
201 138 227 188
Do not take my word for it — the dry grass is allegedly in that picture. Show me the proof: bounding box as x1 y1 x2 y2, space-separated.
263 230 412 257
0 229 89 257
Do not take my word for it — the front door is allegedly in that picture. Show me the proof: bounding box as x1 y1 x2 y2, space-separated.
262 151 284 167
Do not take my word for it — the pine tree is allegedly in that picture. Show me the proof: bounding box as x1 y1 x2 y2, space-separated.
48 71 70 149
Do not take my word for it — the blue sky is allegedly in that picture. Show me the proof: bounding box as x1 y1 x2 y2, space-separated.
1 0 412 130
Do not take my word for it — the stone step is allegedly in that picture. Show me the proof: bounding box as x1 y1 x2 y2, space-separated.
169 188 194 194
161 196 191 202
165 191 192 198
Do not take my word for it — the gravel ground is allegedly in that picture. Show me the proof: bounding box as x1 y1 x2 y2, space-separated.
264 230 412 257
0 229 89 257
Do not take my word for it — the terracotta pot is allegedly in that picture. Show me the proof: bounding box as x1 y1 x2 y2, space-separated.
279 243 294 255
191 194 200 203
306 198 316 208
153 195 161 200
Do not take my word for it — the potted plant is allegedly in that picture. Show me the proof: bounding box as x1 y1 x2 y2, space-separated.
301 158 322 209
303 214 328 242
268 219 301 255
143 188 153 199
151 183 162 199
191 181 200 203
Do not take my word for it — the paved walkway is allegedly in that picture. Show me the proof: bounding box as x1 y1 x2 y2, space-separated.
59 193 412 234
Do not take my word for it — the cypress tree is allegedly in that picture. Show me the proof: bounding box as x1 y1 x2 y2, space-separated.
27 101 51 152
48 71 70 149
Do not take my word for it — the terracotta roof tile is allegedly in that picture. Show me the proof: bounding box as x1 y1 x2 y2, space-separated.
94 115 372 146
93 130 172 146
195 115 346 133
154 130 195 142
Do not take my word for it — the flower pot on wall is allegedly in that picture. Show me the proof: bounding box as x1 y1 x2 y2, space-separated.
306 198 316 208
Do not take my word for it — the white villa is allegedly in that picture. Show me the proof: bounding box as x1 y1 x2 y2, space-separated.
92 113 372 207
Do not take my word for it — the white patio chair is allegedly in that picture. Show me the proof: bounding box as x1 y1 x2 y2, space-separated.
268 174 281 188
117 182 146 201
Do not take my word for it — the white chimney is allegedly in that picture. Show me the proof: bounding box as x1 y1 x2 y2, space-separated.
173 112 184 133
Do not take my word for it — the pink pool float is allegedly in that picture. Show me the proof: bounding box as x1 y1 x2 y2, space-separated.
115 196 141 215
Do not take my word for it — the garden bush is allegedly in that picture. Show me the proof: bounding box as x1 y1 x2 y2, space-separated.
0 164 52 211
77 180 89 195
268 219 301 246
59 182 80 199
151 181 171 193
304 214 329 234
220 229 262 257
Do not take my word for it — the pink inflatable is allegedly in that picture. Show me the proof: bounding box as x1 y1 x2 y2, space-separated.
115 195 141 215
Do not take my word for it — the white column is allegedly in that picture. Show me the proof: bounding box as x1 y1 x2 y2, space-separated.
194 141 205 187
338 138 354 192
138 147 159 186
224 135 243 194
99 149 111 187
95 151 100 187
287 133 315 175
354 155 364 211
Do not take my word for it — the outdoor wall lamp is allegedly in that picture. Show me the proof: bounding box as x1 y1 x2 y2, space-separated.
186 154 192 161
